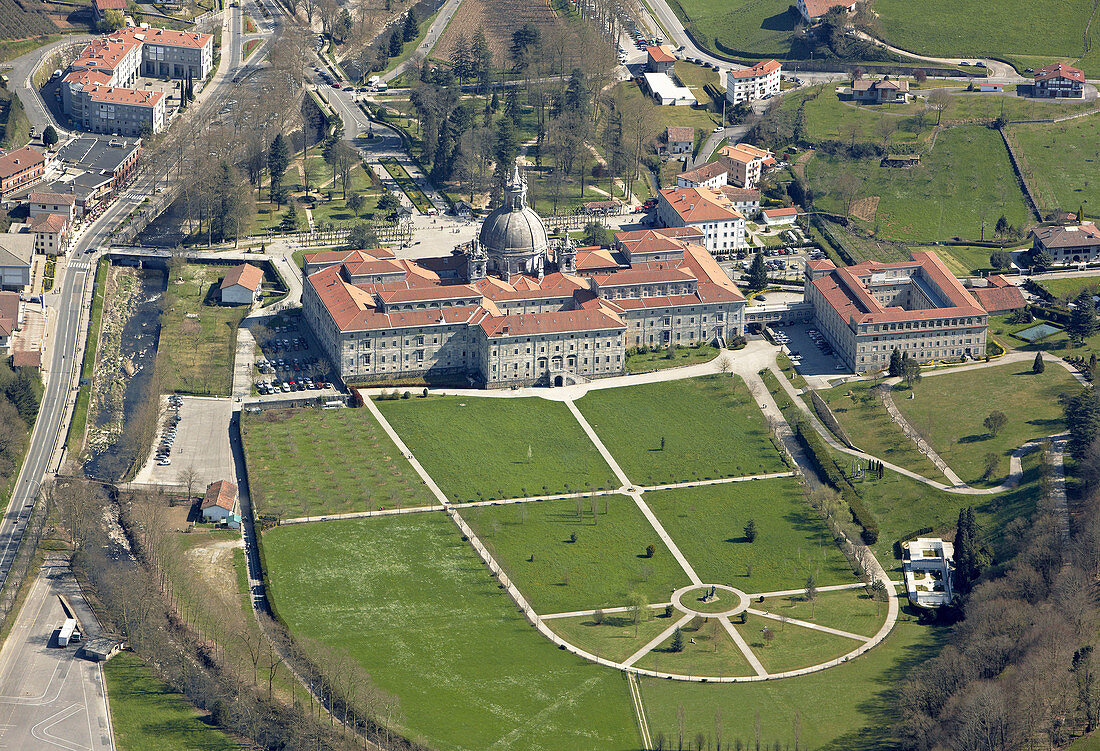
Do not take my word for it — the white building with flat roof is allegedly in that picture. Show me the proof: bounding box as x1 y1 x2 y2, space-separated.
642 72 697 106
902 537 954 609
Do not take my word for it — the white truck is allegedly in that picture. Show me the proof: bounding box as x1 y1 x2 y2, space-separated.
57 618 80 647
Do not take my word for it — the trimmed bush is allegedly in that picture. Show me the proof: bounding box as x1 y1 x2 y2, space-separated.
795 423 879 544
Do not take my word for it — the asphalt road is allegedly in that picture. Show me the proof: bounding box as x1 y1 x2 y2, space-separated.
0 565 113 751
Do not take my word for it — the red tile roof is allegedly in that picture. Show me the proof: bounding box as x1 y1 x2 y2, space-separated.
11 350 41 369
801 0 855 18
83 85 164 107
30 213 69 234
717 143 772 164
1035 63 1084 83
478 309 625 338
646 45 676 63
221 263 264 292
29 191 76 206
659 186 744 223
0 147 45 181
665 126 694 143
1032 222 1100 249
202 480 237 512
676 162 727 184
971 276 1026 314
727 59 781 80
118 26 214 50
72 35 142 73
93 0 128 10
763 207 798 218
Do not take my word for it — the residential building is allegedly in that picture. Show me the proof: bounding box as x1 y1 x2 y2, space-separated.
0 146 46 199
220 262 263 305
716 143 774 190
123 27 215 80
796 0 856 23
1031 222 1100 263
656 186 747 253
35 175 113 218
717 186 761 216
761 207 798 226
662 126 694 155
676 161 728 189
0 291 21 352
804 252 988 372
91 0 127 25
28 191 76 221
645 45 676 74
69 33 143 88
63 79 165 137
29 213 69 256
725 60 781 105
642 72 696 106
1033 63 1084 99
0 235 33 290
201 480 238 523
302 167 746 387
851 77 910 104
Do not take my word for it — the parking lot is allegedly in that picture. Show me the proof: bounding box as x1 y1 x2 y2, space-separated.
772 322 853 387
132 396 235 488
251 313 338 396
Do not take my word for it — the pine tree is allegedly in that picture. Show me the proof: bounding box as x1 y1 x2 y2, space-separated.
744 518 757 543
953 506 984 595
279 202 298 232
1068 290 1098 346
389 29 403 58
1033 351 1045 374
671 627 684 652
888 348 903 378
747 250 768 292
402 9 418 42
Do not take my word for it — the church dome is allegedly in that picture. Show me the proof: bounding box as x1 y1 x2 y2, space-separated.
478 165 549 263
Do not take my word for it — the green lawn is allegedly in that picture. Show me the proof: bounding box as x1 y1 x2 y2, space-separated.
624 343 719 373
546 610 677 663
756 587 888 638
463 495 691 613
158 263 247 396
805 126 1031 243
802 91 934 149
873 0 1091 61
377 395 619 502
817 380 942 479
263 514 640 750
644 479 858 592
990 310 1100 364
576 376 786 485
892 362 1077 485
1008 118 1100 218
933 244 1015 277
241 408 436 519
732 613 864 673
105 652 241 751
671 0 799 59
634 616 755 677
1037 276 1100 301
639 616 947 750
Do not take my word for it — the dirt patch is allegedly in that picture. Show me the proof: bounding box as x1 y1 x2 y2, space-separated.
850 195 879 223
183 534 244 609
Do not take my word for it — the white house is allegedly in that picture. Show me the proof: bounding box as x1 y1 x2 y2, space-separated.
978 82 1005 93
901 537 954 609
201 480 238 524
761 207 798 226
27 191 77 221
219 263 263 305
657 186 746 253
662 126 694 155
675 162 728 190
29 213 70 256
725 60 781 105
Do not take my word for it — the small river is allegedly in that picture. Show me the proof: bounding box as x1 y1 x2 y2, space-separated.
85 267 168 482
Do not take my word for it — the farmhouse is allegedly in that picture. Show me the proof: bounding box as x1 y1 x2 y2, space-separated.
675 162 728 189
716 143 773 190
220 263 264 305
0 146 46 199
851 77 910 104
796 0 856 24
1032 63 1084 99
201 480 239 524
661 126 694 155
724 60 781 105
656 186 747 253
1031 222 1100 263
804 252 988 372
302 166 747 388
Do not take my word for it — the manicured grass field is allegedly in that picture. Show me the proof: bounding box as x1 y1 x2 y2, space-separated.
463 495 691 613
892 363 1077 485
672 0 798 59
756 587 888 638
158 263 247 396
805 126 1031 243
634 616 754 677
873 0 1091 61
1037 276 1100 301
263 514 640 750
643 479 857 592
1007 117 1100 218
817 380 942 479
241 408 436 518
732 613 863 672
576 376 786 484
802 91 933 148
105 652 241 751
639 616 947 749
377 395 619 501
546 610 676 663
624 343 719 373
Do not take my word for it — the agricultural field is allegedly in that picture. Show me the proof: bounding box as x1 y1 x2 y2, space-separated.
873 0 1092 63
669 0 799 59
576 376 787 484
805 126 1031 243
1006 117 1100 219
376 395 619 501
241 407 437 519
263 513 641 751
0 0 58 40
463 494 690 613
643 479 858 592
157 263 248 397
892 362 1077 486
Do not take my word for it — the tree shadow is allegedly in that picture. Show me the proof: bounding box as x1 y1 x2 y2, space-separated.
958 434 989 444
760 7 798 32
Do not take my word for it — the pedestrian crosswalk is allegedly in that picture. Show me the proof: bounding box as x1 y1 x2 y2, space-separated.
67 259 92 271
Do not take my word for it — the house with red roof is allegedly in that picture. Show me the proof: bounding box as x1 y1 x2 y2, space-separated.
804 252 989 372
646 45 676 74
220 263 264 305
725 60 781 105
676 161 728 190
656 186 747 253
29 213 70 256
851 77 910 104
967 275 1026 315
201 480 239 525
0 147 46 200
796 0 856 23
661 126 695 155
1033 63 1084 98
